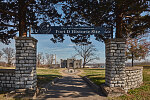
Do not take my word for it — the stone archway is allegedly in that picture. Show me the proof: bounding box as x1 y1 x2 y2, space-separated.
13 36 143 96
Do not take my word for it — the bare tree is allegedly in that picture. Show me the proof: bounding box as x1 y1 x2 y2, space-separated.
73 44 99 68
41 55 45 65
2 47 15 65
0 51 3 59
37 52 43 67
45 53 54 67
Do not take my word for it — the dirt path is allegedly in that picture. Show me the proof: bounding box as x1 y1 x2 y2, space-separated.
37 69 107 100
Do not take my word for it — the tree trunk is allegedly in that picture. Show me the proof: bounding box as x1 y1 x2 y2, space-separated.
18 0 27 37
83 58 86 68
7 57 9 65
83 63 86 68
115 4 123 38
37 60 40 67
8 57 11 66
132 52 134 67
116 14 123 38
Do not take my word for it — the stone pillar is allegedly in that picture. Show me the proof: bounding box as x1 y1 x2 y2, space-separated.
105 38 126 88
15 37 38 90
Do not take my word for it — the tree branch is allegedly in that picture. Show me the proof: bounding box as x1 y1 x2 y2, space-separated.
86 57 98 64
0 9 19 18
23 0 35 11
0 23 18 27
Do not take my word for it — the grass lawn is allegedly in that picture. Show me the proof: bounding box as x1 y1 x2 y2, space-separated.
37 68 62 88
81 68 105 85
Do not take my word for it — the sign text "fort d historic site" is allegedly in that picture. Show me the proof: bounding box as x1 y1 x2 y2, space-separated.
36 22 106 35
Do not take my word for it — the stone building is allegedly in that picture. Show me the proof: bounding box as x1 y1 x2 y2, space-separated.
60 59 82 68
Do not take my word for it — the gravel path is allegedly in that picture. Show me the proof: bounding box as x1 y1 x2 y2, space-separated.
37 69 107 100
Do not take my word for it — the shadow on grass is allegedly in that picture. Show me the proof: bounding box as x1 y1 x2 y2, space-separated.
37 74 62 88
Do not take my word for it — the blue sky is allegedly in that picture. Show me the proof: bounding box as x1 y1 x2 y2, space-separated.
33 34 105 63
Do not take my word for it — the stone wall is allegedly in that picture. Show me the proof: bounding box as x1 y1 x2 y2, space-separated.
105 38 126 88
0 69 15 91
0 37 38 92
15 37 38 90
105 38 143 93
125 67 143 91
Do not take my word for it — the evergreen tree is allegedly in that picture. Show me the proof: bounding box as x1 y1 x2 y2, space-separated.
0 0 63 44
62 0 150 40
